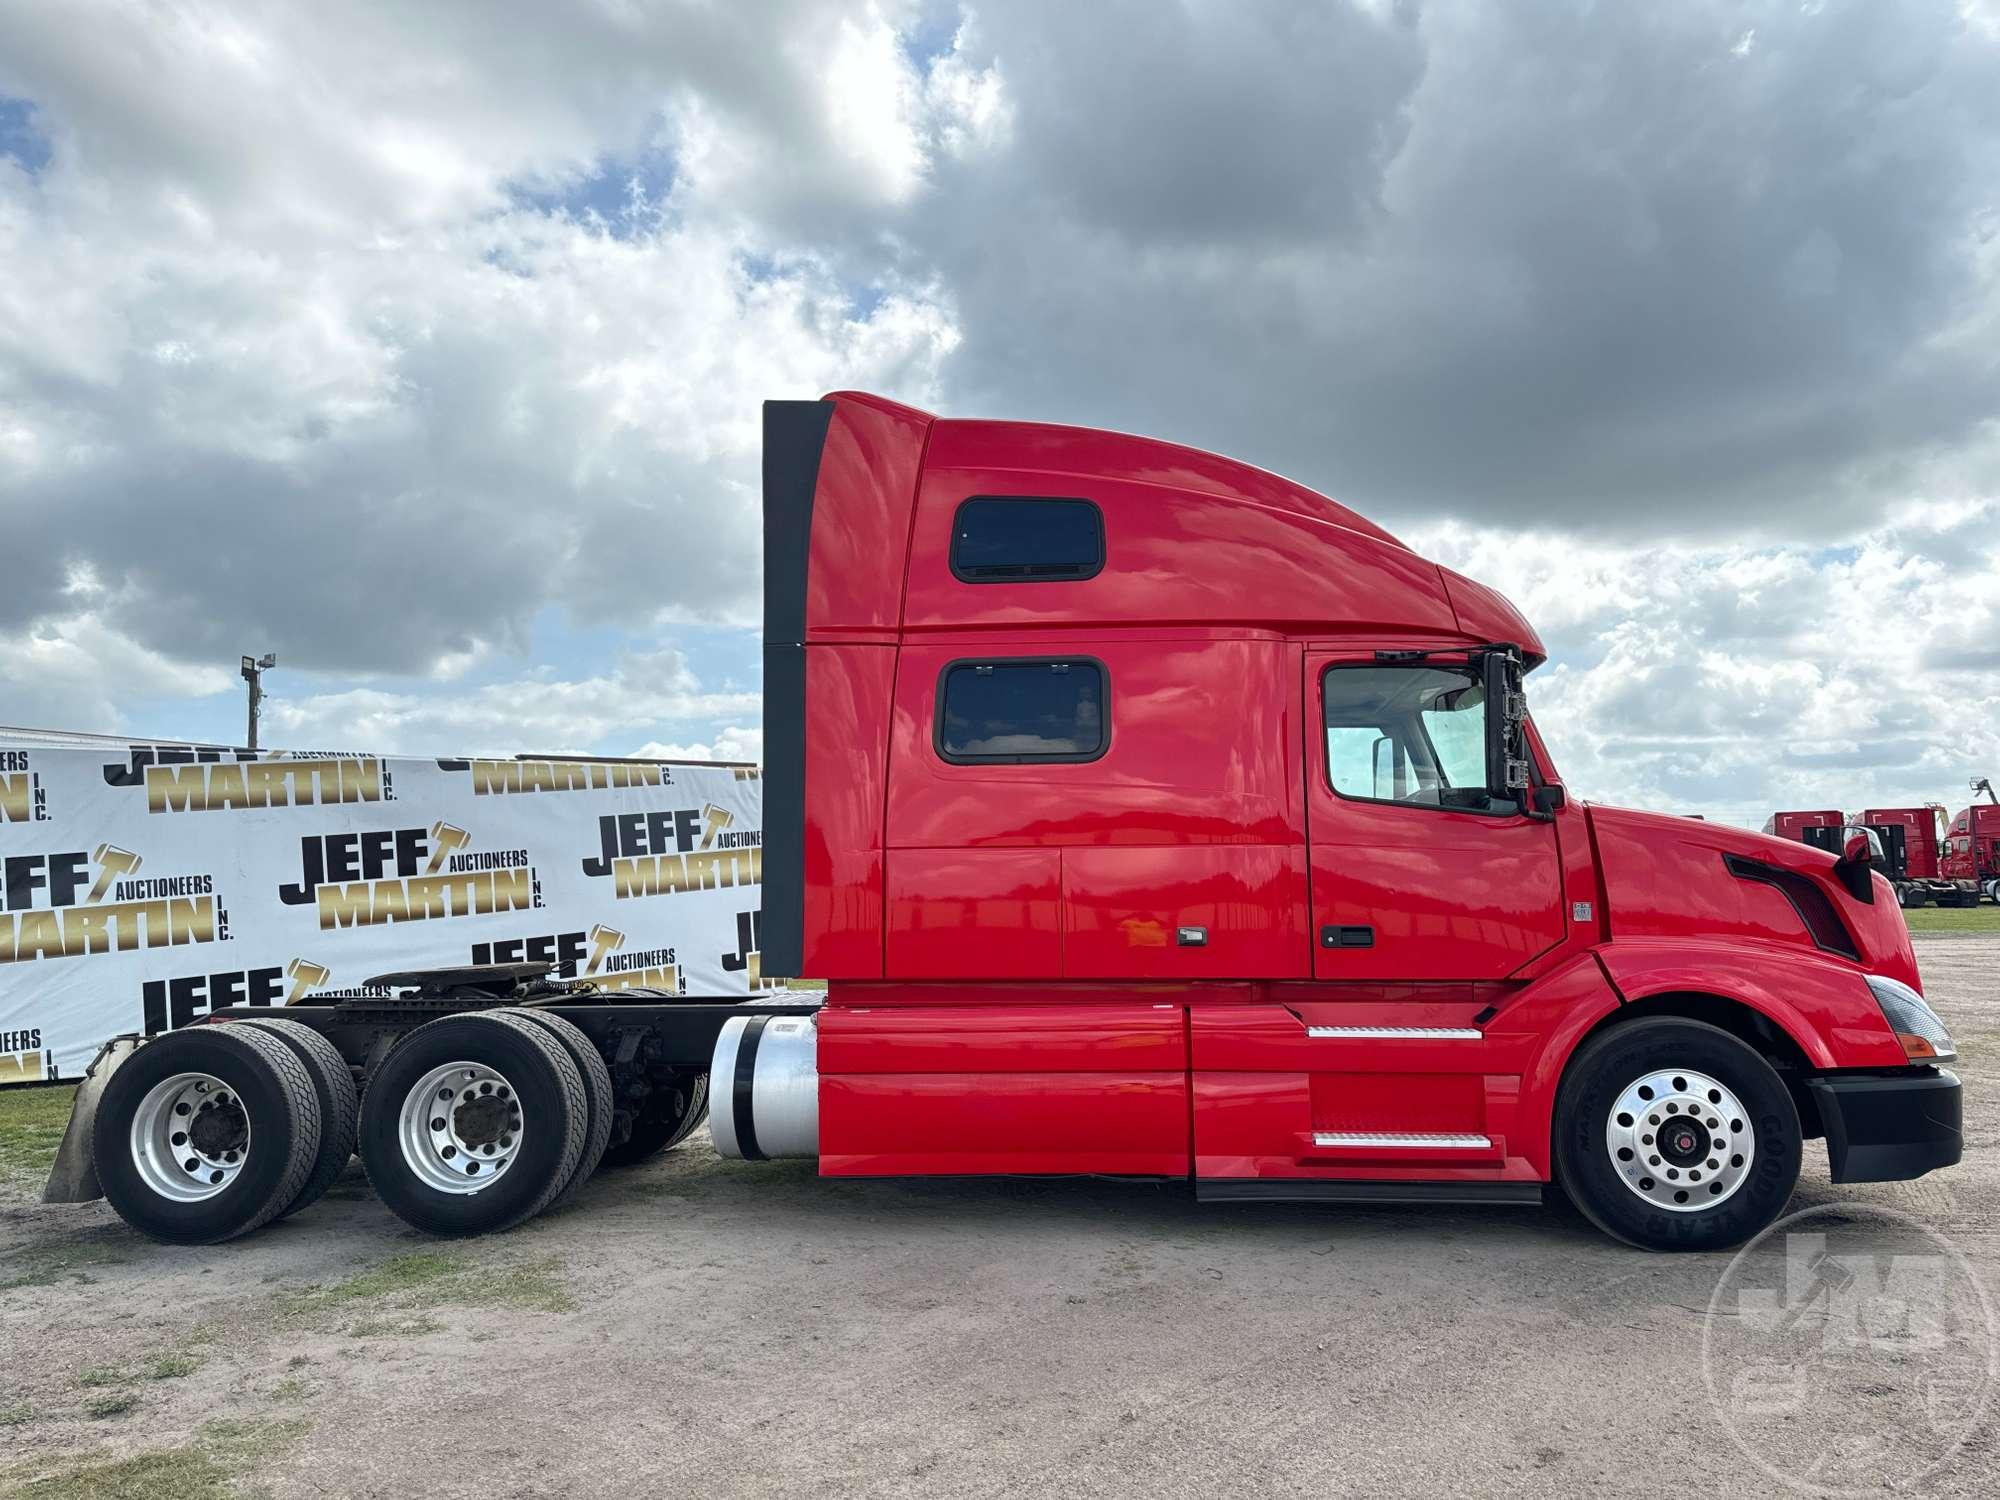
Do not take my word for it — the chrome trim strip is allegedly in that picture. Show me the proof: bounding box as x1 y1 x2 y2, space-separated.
1305 1026 1483 1040
1312 1131 1493 1150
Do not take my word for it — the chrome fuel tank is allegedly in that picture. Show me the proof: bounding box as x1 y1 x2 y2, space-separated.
708 1013 818 1160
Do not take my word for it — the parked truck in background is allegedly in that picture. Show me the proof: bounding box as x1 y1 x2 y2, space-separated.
44 391 1964 1255
1857 806 1966 909
1762 809 1844 851
1936 778 2000 904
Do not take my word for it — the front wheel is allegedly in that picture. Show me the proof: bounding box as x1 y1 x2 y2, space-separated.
1554 1017 1800 1252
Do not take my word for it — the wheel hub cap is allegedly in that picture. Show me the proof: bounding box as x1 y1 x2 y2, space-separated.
399 1062 524 1194
128 1072 251 1203
1604 1067 1755 1212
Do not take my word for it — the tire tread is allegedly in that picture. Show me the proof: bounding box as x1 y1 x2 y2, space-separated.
237 1016 359 1221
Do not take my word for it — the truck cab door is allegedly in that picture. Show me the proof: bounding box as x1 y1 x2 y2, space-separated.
1306 652 1564 981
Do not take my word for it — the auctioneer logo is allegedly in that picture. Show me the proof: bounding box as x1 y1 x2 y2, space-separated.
1 1027 50 1085
438 757 674 795
579 807 762 899
1 749 50 823
1 843 225 964
279 822 540 931
142 957 333 1033
720 909 784 992
105 746 392 813
470 924 682 992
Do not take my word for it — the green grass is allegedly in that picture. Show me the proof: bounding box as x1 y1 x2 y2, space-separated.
147 1353 199 1381
0 1403 32 1429
0 1083 76 1194
278 1249 575 1336
80 1393 136 1420
76 1367 130 1390
1901 904 2000 934
4 1417 310 1499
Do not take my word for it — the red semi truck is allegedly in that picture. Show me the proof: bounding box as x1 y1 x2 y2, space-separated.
45 391 1963 1254
1762 809 1844 848
1857 805 1966 908
1940 781 2000 904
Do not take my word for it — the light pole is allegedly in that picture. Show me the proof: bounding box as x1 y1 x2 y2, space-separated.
241 652 276 751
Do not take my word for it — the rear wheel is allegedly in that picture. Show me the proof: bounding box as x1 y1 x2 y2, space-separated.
1554 1017 1800 1252
500 1009 612 1212
93 1026 322 1245
360 1012 586 1236
235 1016 358 1221
1899 884 1929 909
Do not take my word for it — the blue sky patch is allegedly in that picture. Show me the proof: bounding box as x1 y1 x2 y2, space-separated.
0 95 51 174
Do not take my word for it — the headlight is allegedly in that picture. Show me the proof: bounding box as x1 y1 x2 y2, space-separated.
1866 975 1958 1063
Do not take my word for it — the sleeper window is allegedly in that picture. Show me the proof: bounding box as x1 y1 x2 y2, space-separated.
937 659 1108 763
951 498 1104 582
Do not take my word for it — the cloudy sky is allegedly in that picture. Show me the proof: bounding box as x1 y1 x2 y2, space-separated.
2 0 1998 826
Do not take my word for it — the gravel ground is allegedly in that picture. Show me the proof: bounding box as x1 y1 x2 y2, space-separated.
2 937 1994 1498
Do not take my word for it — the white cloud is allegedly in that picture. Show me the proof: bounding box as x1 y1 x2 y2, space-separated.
1413 505 2000 825
263 649 757 758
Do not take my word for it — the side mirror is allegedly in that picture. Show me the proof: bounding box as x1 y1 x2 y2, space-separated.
1534 784 1567 814
1832 824 1878 903
1480 646 1530 807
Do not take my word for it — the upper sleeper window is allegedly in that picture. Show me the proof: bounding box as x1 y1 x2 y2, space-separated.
951 497 1104 582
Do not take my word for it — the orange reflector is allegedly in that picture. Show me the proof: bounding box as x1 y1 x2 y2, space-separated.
1896 1031 1940 1062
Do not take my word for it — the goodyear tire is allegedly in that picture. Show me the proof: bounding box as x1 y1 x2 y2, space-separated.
1554 1017 1800 1252
500 1009 612 1212
92 1026 322 1245
236 1016 359 1221
599 1074 708 1169
360 1011 586 1237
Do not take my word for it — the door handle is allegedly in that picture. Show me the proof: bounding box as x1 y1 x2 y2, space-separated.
1321 925 1374 949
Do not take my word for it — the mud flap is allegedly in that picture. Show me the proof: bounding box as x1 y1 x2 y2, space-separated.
40 1035 141 1204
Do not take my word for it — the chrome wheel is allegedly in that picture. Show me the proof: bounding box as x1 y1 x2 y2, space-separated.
129 1072 250 1203
1605 1067 1755 1212
398 1061 523 1194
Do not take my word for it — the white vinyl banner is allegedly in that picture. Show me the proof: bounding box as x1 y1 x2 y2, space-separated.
0 745 767 1084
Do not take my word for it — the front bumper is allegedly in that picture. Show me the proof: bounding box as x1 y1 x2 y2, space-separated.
1808 1069 1962 1183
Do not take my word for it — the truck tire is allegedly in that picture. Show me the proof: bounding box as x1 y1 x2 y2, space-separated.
1899 884 1929 909
235 1016 359 1221
499 1009 612 1212
599 1074 708 1169
92 1025 323 1245
1553 1017 1800 1252
359 1011 587 1237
